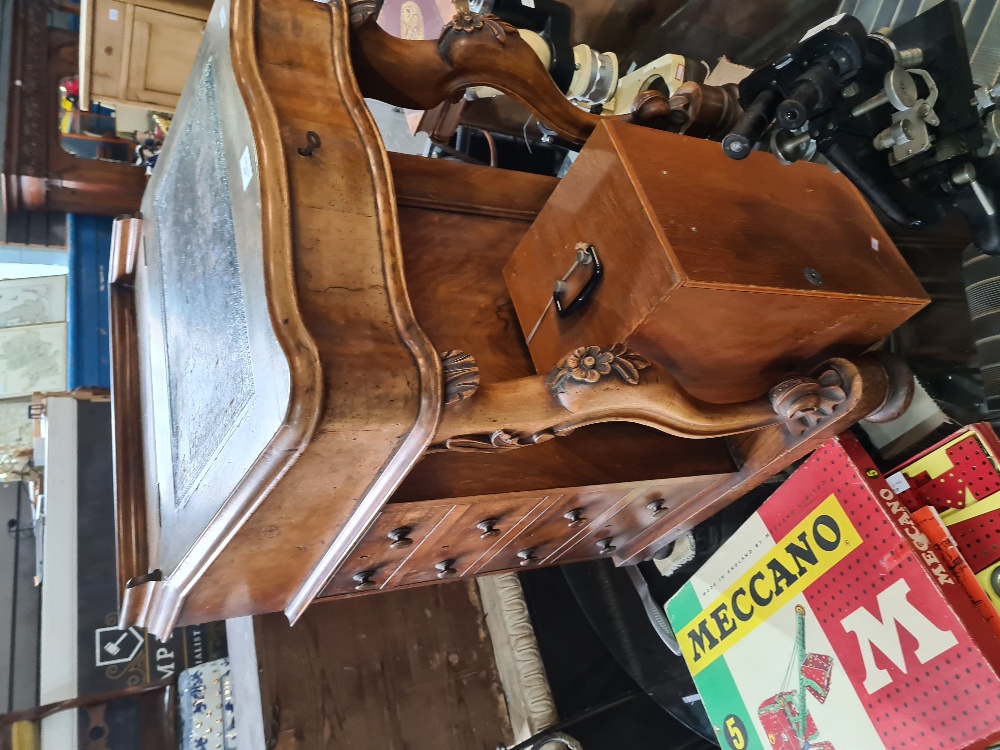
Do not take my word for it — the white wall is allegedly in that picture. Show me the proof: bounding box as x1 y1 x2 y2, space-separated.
38 397 78 749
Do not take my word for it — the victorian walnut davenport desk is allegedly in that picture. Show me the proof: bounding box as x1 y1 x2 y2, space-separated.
110 0 925 638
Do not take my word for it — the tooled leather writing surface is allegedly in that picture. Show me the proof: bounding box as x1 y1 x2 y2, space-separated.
152 60 255 511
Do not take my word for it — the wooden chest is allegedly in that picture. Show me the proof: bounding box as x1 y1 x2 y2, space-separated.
503 121 929 403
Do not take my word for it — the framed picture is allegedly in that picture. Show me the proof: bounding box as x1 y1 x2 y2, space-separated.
0 322 68 398
0 274 68 328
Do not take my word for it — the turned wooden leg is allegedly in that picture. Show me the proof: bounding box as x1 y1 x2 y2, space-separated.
613 354 913 564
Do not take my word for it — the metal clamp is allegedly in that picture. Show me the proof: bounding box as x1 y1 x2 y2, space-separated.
553 244 603 318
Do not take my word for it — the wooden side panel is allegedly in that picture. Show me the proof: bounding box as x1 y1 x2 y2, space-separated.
631 286 926 403
89 0 129 101
254 586 513 750
389 152 557 221
125 8 205 109
615 121 927 299
503 122 678 372
400 206 536 385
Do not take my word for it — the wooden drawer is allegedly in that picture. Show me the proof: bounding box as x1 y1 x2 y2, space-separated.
558 475 726 563
475 488 629 574
319 503 452 596
503 121 928 403
393 495 554 586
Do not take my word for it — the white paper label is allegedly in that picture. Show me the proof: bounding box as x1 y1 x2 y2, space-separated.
521 0 535 7
801 13 844 42
109 8 119 21
219 6 227 27
239 146 253 191
870 236 880 251
887 472 911 494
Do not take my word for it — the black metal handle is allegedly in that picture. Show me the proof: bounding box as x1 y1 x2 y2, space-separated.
387 526 414 550
517 548 540 566
435 559 458 578
352 569 378 591
646 499 666 516
553 245 602 318
297 130 321 157
563 508 586 527
596 537 616 554
722 88 779 160
476 518 501 538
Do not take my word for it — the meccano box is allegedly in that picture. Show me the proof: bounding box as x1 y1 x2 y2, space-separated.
666 434 1000 750
888 424 1000 512
889 424 1000 611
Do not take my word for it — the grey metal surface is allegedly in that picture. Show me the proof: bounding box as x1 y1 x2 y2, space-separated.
153 61 254 510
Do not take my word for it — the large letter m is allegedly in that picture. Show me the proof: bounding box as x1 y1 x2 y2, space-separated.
840 578 958 693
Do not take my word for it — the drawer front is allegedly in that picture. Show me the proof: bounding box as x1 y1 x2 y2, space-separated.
393 495 554 586
476 488 630 574
320 503 453 596
558 476 724 563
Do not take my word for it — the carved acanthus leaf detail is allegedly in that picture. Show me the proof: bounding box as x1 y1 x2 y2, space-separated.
442 350 480 405
427 426 575 453
547 344 650 396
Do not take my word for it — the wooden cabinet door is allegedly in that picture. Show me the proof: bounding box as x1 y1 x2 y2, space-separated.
125 7 205 110
89 0 130 103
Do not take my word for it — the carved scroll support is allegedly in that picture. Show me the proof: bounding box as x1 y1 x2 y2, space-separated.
429 345 909 453
346 3 743 144
348 9 602 143
614 355 912 565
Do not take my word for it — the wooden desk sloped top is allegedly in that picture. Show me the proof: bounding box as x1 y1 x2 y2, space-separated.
110 0 442 638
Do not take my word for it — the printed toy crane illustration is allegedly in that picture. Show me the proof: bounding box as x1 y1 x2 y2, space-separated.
758 605 836 750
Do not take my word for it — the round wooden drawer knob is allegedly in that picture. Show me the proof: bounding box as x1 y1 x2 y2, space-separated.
596 537 616 554
517 548 540 566
435 559 458 578
476 518 501 538
387 526 414 549
352 569 378 591
563 508 586 527
647 499 667 516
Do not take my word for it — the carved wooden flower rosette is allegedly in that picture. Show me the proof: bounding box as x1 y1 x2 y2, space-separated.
547 344 651 395
441 11 517 44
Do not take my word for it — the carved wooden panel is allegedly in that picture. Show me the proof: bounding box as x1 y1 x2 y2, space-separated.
152 61 254 509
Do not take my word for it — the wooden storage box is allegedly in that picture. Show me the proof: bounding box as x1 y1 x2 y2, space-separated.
503 121 929 403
